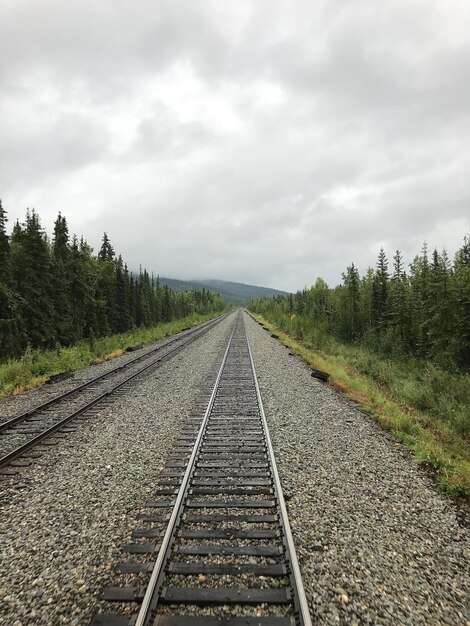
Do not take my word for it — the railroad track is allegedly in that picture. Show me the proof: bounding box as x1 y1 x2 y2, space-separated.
93 311 312 626
0 314 228 471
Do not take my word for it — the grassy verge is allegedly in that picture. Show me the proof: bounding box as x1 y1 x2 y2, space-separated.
0 312 225 398
248 311 470 498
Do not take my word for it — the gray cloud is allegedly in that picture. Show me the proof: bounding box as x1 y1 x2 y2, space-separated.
1 0 469 292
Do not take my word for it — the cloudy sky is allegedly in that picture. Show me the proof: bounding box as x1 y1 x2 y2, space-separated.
1 0 469 291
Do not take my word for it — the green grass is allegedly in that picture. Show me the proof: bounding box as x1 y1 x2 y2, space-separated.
249 311 470 498
0 312 223 398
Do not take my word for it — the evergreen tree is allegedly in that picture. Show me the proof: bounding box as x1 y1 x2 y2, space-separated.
69 235 86 340
136 267 152 327
0 202 25 357
98 232 115 262
425 248 453 365
163 284 171 322
51 213 73 345
340 263 361 340
11 210 56 348
453 236 470 368
79 238 103 339
388 250 409 353
154 275 163 323
249 237 470 373
0 200 10 284
372 247 389 331
360 267 375 332
409 242 431 357
0 206 226 362
114 255 132 332
97 232 117 334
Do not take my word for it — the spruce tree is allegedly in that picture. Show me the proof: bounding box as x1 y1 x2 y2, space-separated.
114 255 132 332
0 201 25 357
426 248 453 365
98 232 115 262
388 250 409 352
453 236 470 368
97 232 117 333
11 210 56 348
163 284 171 322
51 213 73 345
79 238 102 339
341 263 361 340
371 247 389 332
409 242 431 358
0 199 10 284
136 267 152 327
360 268 375 332
154 275 162 323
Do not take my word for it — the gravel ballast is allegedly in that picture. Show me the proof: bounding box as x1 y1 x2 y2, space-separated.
0 313 236 626
0 317 222 424
1 310 469 626
244 312 469 625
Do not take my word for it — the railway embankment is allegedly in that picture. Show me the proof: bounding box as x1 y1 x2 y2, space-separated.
0 310 468 625
245 312 469 625
0 313 235 626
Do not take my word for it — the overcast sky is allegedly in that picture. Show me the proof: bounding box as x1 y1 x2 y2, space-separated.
1 0 469 291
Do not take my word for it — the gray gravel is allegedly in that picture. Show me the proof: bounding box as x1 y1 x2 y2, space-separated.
244 312 470 626
0 313 236 626
0 318 223 458
0 319 218 423
1 310 468 626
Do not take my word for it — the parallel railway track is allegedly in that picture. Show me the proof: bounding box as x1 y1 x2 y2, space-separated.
0 314 227 470
93 311 312 626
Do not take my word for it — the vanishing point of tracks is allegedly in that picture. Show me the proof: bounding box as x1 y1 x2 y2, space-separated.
93 312 312 626
0 315 226 471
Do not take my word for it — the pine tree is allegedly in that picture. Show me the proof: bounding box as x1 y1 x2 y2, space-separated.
388 249 409 353
371 247 389 331
11 210 56 348
114 255 132 332
98 232 115 262
136 267 152 327
409 242 431 358
154 275 162 323
340 263 361 340
97 232 117 333
53 213 70 260
453 236 470 368
78 238 102 339
51 213 73 345
0 201 25 357
164 284 171 322
425 248 453 365
359 267 375 332
0 199 10 284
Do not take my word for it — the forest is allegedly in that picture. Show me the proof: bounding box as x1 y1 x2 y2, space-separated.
250 239 470 372
249 238 470 494
0 201 225 361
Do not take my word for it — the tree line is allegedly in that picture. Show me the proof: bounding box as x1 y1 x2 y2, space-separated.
250 238 470 371
0 201 225 360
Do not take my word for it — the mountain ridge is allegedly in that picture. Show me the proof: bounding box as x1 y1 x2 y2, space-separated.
158 277 288 305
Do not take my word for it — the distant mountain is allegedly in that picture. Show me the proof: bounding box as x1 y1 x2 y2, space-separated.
159 277 288 305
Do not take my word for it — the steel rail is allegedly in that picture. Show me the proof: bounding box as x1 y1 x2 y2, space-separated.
130 311 312 626
133 314 238 626
0 313 229 469
0 314 226 433
246 325 313 626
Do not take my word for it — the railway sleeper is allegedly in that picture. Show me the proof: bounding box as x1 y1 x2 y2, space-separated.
160 586 292 605
153 616 294 626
